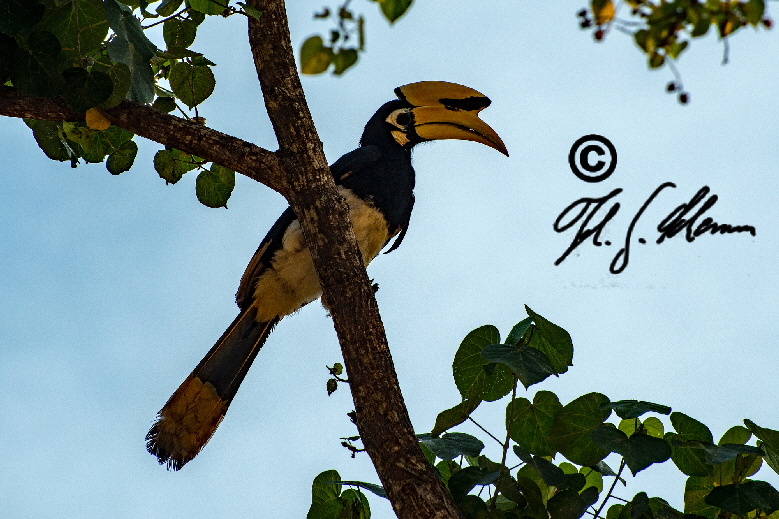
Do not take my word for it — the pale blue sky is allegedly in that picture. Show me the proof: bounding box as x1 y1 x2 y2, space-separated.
1 2 777 518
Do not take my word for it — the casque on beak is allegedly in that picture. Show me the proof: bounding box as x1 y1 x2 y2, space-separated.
394 81 509 156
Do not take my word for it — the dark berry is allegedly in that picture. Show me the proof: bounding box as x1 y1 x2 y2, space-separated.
578 8 588 17
594 29 605 40
679 92 689 104
763 18 773 28
666 82 676 92
580 19 592 28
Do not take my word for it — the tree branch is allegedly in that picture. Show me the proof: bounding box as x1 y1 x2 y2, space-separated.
0 86 286 192
246 1 464 518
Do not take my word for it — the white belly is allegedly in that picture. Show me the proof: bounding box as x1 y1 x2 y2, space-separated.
252 187 389 321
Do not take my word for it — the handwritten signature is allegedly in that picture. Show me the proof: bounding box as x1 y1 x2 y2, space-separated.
553 183 756 274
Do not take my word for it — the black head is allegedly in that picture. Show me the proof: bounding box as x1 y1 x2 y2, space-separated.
361 81 508 156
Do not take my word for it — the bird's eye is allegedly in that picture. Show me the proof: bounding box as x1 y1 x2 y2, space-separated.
386 109 412 130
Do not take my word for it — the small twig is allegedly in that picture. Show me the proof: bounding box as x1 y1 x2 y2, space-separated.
489 377 519 512
142 7 189 29
468 417 505 447
593 458 626 519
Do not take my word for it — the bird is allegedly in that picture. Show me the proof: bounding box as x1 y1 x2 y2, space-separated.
146 81 509 470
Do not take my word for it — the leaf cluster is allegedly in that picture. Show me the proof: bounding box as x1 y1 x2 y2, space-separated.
320 306 779 519
308 470 373 519
300 0 412 76
580 0 772 102
1 0 246 205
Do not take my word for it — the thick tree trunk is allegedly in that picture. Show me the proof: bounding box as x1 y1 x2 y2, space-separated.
245 2 464 518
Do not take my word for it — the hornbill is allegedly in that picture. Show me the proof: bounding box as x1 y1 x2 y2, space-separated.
146 81 508 470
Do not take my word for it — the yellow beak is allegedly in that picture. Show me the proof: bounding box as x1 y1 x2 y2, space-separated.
395 81 509 156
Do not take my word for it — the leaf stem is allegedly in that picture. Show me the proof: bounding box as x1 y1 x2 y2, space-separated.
142 7 189 29
489 376 518 512
467 417 504 448
593 458 626 519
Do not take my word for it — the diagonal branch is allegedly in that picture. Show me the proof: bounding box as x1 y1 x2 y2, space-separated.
0 86 286 192
245 1 464 518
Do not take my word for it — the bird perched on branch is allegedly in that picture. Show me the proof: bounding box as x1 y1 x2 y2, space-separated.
146 81 508 470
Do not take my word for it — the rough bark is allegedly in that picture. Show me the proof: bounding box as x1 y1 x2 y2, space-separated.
246 2 464 518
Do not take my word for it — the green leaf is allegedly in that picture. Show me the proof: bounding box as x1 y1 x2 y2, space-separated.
643 417 664 438
505 317 532 346
481 343 556 389
168 61 215 108
189 54 215 66
648 51 665 69
163 17 198 50
705 480 779 515
506 390 562 457
30 120 73 161
35 0 108 62
10 30 64 97
418 432 484 460
236 2 261 21
447 466 499 502
684 476 716 519
154 148 199 184
106 139 137 174
591 426 671 475
668 41 688 60
515 475 547 517
104 0 157 103
0 0 45 36
453 325 513 401
607 504 625 519
648 497 682 519
547 487 599 519
457 495 488 519
377 0 412 24
719 426 751 446
307 499 343 519
700 443 763 465
431 396 481 437
495 472 527 507
745 419 779 476
91 60 131 109
189 0 226 15
332 48 358 75
311 469 341 506
602 400 671 420
61 67 113 112
550 393 611 466
669 412 713 477
196 163 234 208
631 492 650 519
580 466 603 494
68 124 133 164
525 305 573 374
528 455 566 488
634 29 649 51
0 32 17 83
742 0 765 26
691 14 710 37
156 0 183 16
618 418 642 437
300 35 332 75
339 488 370 519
